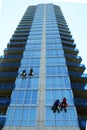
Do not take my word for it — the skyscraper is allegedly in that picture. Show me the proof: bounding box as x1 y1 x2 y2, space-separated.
0 3 87 130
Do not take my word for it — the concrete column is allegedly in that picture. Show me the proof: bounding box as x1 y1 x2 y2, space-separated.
37 4 46 130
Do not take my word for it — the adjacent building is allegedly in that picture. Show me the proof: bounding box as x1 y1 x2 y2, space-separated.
0 3 87 130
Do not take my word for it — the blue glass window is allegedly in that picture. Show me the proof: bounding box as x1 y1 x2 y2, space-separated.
29 107 36 120
11 91 18 99
45 107 78 126
27 39 42 44
21 58 40 66
24 91 31 104
46 90 73 105
27 77 39 88
31 24 42 28
5 107 37 126
11 90 37 105
46 66 68 76
30 31 42 35
46 57 65 65
17 91 25 104
15 77 39 89
46 76 70 89
28 35 42 39
30 28 42 32
6 107 15 120
46 49 64 57
46 43 62 49
24 90 37 104
46 35 60 39
23 50 41 57
14 108 22 120
22 107 29 120
11 91 18 104
31 91 37 104
25 44 41 50
46 38 61 43
24 107 36 126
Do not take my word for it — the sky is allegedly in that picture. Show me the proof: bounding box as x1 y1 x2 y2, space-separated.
0 0 87 72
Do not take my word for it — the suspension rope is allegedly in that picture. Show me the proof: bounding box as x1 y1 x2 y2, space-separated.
55 113 57 130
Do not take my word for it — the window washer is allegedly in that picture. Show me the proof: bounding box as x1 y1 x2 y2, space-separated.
28 68 34 76
20 70 27 79
51 99 60 113
60 97 68 112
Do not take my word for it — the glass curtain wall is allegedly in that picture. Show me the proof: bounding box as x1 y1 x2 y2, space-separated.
4 5 43 127
4 4 79 128
45 4 79 127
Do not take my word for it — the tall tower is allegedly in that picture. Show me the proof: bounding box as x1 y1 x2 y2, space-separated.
0 4 87 130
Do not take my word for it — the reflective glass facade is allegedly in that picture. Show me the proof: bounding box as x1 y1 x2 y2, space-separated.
45 4 78 127
0 3 87 130
5 5 43 127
